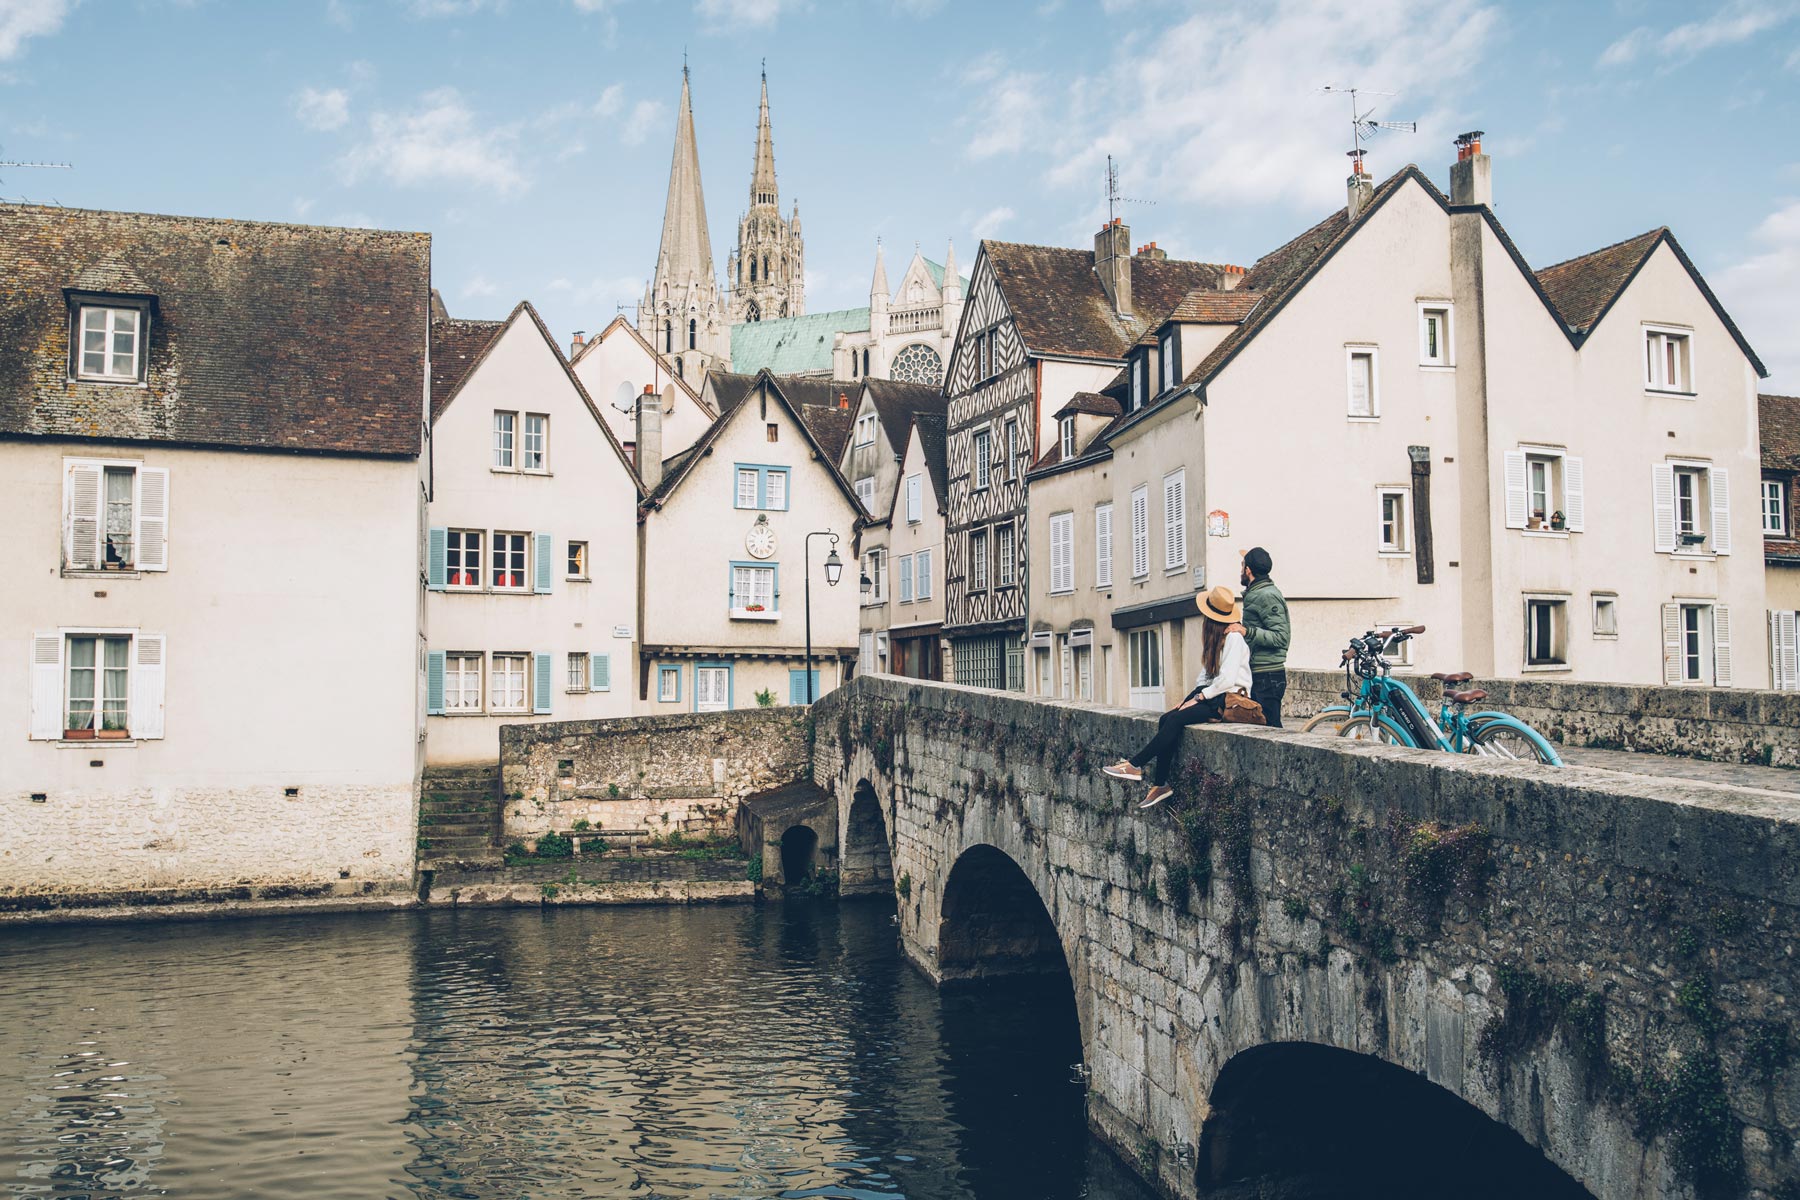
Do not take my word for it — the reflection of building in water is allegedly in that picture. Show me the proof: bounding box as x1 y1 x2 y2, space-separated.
12 1028 167 1193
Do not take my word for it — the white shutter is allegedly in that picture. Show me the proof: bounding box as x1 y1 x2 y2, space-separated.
1096 505 1113 587
137 467 170 571
1503 451 1528 530
1163 471 1186 569
1562 457 1585 533
29 632 62 740
917 549 931 598
1775 611 1799 691
132 634 166 739
1131 487 1148 578
898 554 913 603
1652 464 1677 553
64 462 102 570
906 475 921 522
1050 513 1072 593
1709 467 1731 554
1663 603 1683 684
1713 605 1732 687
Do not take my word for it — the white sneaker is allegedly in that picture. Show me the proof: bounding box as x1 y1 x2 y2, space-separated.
1139 786 1173 809
1103 761 1143 782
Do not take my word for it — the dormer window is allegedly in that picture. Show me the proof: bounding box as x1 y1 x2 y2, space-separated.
1159 331 1177 392
70 300 150 383
1130 354 1146 412
1060 417 1076 460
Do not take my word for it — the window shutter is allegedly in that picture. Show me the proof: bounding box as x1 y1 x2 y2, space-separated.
1096 506 1113 587
1662 604 1682 684
427 528 448 590
899 554 913 602
64 462 102 570
535 532 554 592
1163 473 1186 569
533 652 553 714
790 669 807 705
1709 467 1731 555
1131 488 1148 578
136 467 170 571
29 632 62 740
1713 605 1732 687
426 650 446 714
1773 610 1799 691
1652 464 1677 553
132 634 166 739
918 549 931 598
1503 451 1528 529
1562 457 1585 533
590 653 611 692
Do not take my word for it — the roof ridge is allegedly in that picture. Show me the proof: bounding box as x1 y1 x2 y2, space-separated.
0 201 430 240
1535 227 1667 277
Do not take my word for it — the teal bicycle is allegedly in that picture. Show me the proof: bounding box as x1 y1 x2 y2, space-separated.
1301 626 1564 766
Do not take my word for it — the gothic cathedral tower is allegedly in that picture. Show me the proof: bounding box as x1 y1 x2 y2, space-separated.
639 66 730 381
727 71 803 323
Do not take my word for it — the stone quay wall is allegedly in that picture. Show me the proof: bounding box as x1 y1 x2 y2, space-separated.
814 674 1800 1200
1285 668 1800 768
499 708 809 844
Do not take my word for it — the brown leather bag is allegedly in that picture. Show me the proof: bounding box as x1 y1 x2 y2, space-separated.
1222 692 1267 726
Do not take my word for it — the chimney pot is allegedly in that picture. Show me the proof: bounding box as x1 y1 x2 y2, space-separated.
1450 130 1493 206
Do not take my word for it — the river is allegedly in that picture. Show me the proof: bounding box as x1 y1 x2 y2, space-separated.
0 901 1156 1199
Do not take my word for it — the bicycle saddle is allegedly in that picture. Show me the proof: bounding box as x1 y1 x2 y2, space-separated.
1431 672 1474 684
1447 689 1488 704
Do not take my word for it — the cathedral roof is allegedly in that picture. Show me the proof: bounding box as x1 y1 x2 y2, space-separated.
982 241 1229 361
651 70 715 297
730 306 870 375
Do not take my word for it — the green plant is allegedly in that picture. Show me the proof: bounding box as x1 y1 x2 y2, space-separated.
1397 820 1492 923
1677 974 1727 1040
1675 926 1701 959
1632 1050 1742 1193
503 840 530 865
896 872 912 900
746 856 763 884
607 783 621 798
755 688 776 708
540 883 559 899
1477 965 1607 1074
1746 1021 1792 1081
572 818 591 832
1283 897 1309 922
535 831 574 860
1165 864 1192 914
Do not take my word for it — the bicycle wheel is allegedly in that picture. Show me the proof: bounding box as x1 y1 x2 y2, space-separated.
1301 706 1353 734
1470 720 1563 766
1337 714 1414 747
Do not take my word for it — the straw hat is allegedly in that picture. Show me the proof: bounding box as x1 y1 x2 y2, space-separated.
1196 585 1242 624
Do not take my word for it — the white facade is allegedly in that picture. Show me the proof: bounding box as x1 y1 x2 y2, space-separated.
832 243 965 387
856 416 949 680
570 315 718 460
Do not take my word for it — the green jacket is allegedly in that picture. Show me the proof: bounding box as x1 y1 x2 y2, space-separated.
1242 577 1290 672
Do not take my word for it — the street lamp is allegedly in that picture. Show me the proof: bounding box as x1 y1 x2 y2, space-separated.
859 570 872 600
804 531 841 705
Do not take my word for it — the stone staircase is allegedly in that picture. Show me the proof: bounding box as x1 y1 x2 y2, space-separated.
418 764 504 868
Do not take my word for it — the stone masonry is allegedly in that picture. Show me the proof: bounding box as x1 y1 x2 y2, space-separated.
815 674 1800 1200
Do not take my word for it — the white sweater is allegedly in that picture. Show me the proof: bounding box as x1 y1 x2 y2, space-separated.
1193 631 1253 700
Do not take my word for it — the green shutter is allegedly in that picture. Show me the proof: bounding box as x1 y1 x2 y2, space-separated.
534 532 554 593
590 653 611 692
426 650 446 715
427 528 448 590
533 652 553 714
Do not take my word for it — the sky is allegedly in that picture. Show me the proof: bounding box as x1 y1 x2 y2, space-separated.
1 0 1796 389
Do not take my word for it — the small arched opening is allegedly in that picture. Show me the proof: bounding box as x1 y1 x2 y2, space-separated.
779 824 817 886
840 780 892 898
939 844 1066 985
687 318 696 349
1199 1041 1596 1199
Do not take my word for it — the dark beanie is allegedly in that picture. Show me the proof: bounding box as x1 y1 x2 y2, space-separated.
1244 546 1273 577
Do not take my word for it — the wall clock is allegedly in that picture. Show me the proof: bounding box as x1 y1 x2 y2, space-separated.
746 516 777 560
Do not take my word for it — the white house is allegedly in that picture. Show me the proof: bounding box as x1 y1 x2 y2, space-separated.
856 410 950 680
569 314 718 462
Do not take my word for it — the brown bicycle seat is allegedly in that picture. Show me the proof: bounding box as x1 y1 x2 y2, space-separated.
1430 672 1474 684
1447 689 1488 704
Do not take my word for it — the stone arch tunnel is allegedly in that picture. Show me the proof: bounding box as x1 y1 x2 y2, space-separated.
818 675 1800 1200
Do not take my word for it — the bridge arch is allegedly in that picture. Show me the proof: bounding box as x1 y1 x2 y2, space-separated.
840 779 893 897
939 844 1069 984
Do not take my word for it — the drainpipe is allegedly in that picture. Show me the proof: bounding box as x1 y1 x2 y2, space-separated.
1409 445 1434 586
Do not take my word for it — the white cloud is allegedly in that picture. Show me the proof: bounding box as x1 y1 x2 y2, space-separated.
1600 0 1797 66
294 86 351 131
325 0 353 29
340 88 528 196
962 68 1044 160
1715 197 1800 392
971 206 1014 238
460 274 499 299
620 98 664 146
0 0 69 60
595 82 625 116
695 0 801 30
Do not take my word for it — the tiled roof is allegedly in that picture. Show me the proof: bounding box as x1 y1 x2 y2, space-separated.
1054 392 1122 419
913 411 949 512
702 370 859 460
1764 393 1800 471
1168 288 1264 324
430 318 504 419
864 377 947 451
802 402 855 462
0 203 430 456
729 306 870 375
1534 230 1665 334
983 240 1227 360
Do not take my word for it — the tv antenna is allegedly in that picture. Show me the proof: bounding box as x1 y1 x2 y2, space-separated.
1103 155 1157 226
1319 85 1416 159
0 154 72 200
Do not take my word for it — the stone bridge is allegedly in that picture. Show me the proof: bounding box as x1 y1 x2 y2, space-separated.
812 674 1800 1200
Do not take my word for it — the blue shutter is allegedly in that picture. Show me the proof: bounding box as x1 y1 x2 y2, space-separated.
533 652 553 714
789 669 820 705
427 528 448 590
534 532 554 593
426 650 446 715
590 653 611 692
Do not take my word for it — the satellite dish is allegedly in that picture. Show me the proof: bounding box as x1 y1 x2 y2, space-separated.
662 384 676 415
612 381 637 413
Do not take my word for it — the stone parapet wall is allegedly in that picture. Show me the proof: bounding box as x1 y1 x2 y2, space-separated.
1285 667 1800 768
499 708 809 843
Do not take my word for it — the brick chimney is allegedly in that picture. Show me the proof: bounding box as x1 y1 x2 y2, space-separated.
1449 130 1492 207
1219 264 1246 292
837 390 850 410
1134 242 1167 261
635 383 663 491
569 329 586 358
1094 218 1131 315
1346 150 1374 221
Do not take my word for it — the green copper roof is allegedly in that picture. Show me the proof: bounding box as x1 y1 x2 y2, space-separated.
730 305 870 375
923 258 968 292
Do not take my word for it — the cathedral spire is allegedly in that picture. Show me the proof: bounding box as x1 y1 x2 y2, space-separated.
655 67 714 290
641 66 729 377
750 68 777 210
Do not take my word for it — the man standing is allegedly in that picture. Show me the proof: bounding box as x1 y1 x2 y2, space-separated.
1240 547 1290 727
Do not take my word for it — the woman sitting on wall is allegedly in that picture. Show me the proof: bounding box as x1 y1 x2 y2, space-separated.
1103 586 1263 808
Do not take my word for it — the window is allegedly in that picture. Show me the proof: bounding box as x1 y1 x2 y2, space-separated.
566 540 587 580
1060 417 1076 460
1676 468 1702 540
1004 418 1018 478
997 522 1016 587
1005 643 1025 692
1593 594 1618 639
1159 331 1177 392
521 414 548 472
1665 602 1732 686
953 635 1004 689
490 654 528 713
1525 598 1567 667
492 533 528 590
905 474 922 523
916 548 933 599
1075 645 1093 701
973 429 992 490
1378 621 1415 666
1347 347 1378 417
734 464 790 510
1163 469 1186 570
493 412 516 469
1419 304 1452 367
737 467 759 509
1378 488 1409 554
898 553 914 603
658 665 681 703
74 305 144 382
62 459 167 573
856 477 877 512
767 423 778 443
1049 511 1074 594
448 530 484 588
1095 503 1114 588
1128 628 1163 710
1130 355 1146 412
567 652 590 693
866 550 887 604
1130 486 1149 578
695 665 730 712
65 634 130 734
688 318 696 350
102 465 135 568
1654 462 1729 554
969 529 989 591
445 654 483 712
732 564 777 615
1645 326 1693 393
1504 449 1584 533
1765 479 1789 536
855 412 878 446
